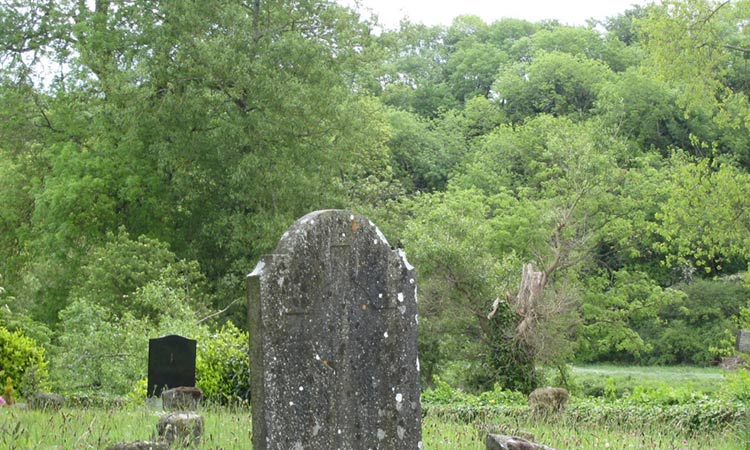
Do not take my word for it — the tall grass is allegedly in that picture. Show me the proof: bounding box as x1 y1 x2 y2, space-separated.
1 365 747 449
2 404 748 449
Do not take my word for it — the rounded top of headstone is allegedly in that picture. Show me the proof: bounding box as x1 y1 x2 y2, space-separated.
280 209 390 250
249 209 414 278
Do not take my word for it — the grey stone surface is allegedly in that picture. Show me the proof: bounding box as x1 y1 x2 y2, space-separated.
156 412 204 446
248 210 422 450
147 334 196 397
28 392 64 410
487 434 558 450
737 329 750 353
162 386 202 411
105 441 169 450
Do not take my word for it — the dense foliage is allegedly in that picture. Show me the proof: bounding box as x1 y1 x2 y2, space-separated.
2 0 750 396
0 327 48 398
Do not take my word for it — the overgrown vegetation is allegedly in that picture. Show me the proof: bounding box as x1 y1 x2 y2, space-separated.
2 0 750 399
2 367 748 449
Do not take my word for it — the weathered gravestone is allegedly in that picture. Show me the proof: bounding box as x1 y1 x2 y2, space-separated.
147 335 197 398
737 330 750 353
248 210 422 450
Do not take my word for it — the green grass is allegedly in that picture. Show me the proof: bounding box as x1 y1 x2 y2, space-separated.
570 364 727 398
2 404 748 449
2 365 748 449
424 413 750 450
0 405 254 449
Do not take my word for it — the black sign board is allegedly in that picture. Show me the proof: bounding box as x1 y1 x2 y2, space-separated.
147 334 197 397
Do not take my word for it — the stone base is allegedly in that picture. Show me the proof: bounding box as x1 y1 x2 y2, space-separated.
157 412 203 446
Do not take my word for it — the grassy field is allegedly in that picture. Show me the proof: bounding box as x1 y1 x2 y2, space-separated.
1 365 748 449
571 364 727 396
2 405 748 449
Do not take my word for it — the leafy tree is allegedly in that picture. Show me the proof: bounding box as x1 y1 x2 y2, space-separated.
69 228 209 324
577 270 684 363
594 68 691 151
487 18 538 54
403 187 530 391
655 279 749 365
0 0 389 328
655 155 750 274
446 40 508 101
493 52 613 122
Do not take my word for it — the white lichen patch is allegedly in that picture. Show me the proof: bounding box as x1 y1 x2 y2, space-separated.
373 225 389 245
397 426 405 440
248 260 265 277
397 292 404 302
398 305 406 315
398 249 415 270
384 331 389 338
377 429 386 441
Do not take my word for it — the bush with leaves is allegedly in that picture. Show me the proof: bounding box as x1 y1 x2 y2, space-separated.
196 322 251 403
0 326 48 399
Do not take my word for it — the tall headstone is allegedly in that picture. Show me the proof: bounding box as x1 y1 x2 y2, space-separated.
737 330 750 353
248 210 422 450
148 335 197 398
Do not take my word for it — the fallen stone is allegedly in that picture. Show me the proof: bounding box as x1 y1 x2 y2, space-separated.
487 434 558 450
157 412 204 446
28 392 64 410
162 386 203 411
105 441 169 450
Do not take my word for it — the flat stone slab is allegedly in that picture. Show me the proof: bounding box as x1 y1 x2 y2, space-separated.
487 434 558 450
248 210 422 450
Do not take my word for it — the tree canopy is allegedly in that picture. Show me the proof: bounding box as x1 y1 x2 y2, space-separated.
3 0 750 395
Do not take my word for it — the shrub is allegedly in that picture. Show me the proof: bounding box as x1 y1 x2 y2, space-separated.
0 326 48 398
196 322 250 403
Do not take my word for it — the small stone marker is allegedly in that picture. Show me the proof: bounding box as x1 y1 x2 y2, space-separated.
162 386 203 411
737 329 750 353
248 210 422 450
147 335 197 397
157 412 204 447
